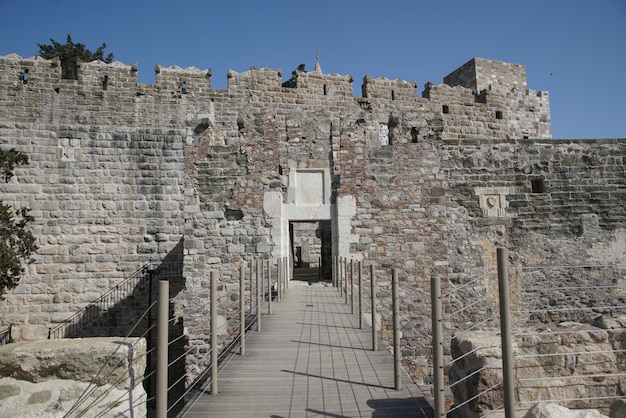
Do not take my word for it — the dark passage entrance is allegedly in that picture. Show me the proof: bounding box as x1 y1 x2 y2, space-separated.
289 220 332 282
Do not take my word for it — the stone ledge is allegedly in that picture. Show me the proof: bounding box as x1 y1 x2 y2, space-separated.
0 337 146 417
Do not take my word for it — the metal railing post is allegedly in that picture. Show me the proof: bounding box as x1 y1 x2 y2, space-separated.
371 264 377 352
280 257 289 297
249 260 254 309
256 260 262 332
337 256 340 290
260 259 264 307
267 259 272 315
431 275 445 418
392 269 401 391
359 261 363 329
333 256 337 288
240 264 246 356
277 257 282 302
350 259 354 314
319 256 322 281
287 256 291 289
339 257 343 297
282 257 286 294
344 258 348 304
498 248 515 418
147 268 154 402
156 280 169 417
210 271 218 396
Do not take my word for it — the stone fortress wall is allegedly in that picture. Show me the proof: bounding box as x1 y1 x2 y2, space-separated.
0 53 623 385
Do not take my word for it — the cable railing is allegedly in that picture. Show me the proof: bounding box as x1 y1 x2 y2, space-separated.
38 253 423 417
176 257 290 417
3 252 409 416
434 250 626 417
63 307 155 418
508 262 626 416
431 271 501 418
39 249 626 417
58 256 291 417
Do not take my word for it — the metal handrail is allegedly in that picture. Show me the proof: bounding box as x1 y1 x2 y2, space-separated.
0 325 11 345
48 262 153 339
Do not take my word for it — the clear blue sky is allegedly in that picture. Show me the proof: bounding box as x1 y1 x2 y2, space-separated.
1 0 624 139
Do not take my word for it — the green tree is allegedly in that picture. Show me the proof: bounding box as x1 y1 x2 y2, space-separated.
38 34 114 80
282 64 306 88
0 149 37 296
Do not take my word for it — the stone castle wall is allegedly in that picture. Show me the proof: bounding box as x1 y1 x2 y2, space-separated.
0 55 189 340
439 138 626 380
0 53 623 385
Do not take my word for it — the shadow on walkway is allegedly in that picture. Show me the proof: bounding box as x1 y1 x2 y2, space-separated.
179 285 434 418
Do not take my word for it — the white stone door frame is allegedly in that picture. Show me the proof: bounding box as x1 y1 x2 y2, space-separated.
263 168 359 277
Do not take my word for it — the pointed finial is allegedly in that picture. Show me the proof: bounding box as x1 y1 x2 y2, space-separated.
314 50 322 74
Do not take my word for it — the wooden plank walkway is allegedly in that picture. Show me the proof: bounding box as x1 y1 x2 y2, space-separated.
178 282 434 418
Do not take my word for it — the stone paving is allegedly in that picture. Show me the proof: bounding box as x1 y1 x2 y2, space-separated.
178 280 434 417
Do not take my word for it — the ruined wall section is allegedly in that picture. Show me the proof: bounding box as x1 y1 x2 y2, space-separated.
180 68 360 374
337 123 448 380
222 71 451 375
444 138 626 236
425 83 550 140
442 138 626 331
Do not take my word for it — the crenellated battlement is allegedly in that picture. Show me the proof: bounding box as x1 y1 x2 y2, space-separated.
227 67 282 93
0 53 62 86
361 75 418 101
0 53 546 98
0 53 551 140
155 64 212 94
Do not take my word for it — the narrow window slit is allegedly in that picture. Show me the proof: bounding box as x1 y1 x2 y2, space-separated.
531 179 545 194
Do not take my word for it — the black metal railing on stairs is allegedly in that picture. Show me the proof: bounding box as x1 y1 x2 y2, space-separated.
0 325 11 345
48 262 153 339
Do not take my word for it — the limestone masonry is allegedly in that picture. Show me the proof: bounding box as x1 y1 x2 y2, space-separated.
0 53 624 390
0 337 146 417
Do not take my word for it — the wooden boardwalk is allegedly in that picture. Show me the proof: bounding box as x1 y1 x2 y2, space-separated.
178 281 434 418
